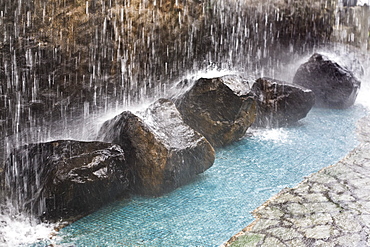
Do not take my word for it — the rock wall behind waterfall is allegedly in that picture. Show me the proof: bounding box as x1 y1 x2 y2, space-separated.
0 0 336 167
333 4 369 50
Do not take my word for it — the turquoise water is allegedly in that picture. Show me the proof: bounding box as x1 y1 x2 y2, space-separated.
52 106 367 247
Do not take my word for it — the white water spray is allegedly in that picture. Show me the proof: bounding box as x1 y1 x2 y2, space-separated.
0 204 57 247
0 1 370 246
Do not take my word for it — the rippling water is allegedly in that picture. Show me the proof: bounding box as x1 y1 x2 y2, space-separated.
40 105 367 247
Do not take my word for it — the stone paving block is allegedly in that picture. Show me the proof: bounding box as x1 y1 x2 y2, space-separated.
324 163 350 179
360 214 370 228
302 225 332 239
229 233 265 247
341 201 366 213
313 239 335 247
309 202 342 214
285 238 308 246
349 177 370 189
333 211 363 233
250 218 280 232
328 191 356 203
335 233 363 247
264 226 303 241
286 201 341 216
309 183 331 194
256 205 285 218
356 187 370 197
272 191 303 204
262 236 285 247
289 212 333 228
286 202 312 215
300 192 330 203
307 172 338 185
294 184 311 194
326 181 348 194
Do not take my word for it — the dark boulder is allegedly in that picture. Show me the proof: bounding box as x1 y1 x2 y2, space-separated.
3 140 130 222
98 98 215 196
174 75 256 147
293 53 361 109
251 77 315 127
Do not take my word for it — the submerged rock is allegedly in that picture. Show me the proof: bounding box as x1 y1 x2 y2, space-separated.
174 76 257 147
293 53 361 109
251 77 315 127
3 140 130 222
98 98 215 196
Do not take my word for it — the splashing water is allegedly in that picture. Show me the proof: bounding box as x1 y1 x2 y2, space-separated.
0 0 369 246
251 128 291 144
0 204 57 247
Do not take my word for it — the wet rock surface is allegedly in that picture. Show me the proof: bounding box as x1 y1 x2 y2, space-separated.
293 53 361 109
2 140 130 222
251 77 315 127
98 98 215 196
174 76 257 147
223 116 370 247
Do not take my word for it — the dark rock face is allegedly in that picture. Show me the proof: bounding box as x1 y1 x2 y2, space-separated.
174 76 256 147
293 53 361 109
251 77 315 127
3 140 130 222
343 0 358 6
98 98 215 196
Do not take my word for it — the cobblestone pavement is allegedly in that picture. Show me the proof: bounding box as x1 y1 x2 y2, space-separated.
222 116 370 247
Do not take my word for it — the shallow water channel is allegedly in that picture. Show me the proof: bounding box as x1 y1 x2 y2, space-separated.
40 105 368 247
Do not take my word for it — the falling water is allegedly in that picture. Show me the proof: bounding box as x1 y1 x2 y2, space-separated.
0 0 369 245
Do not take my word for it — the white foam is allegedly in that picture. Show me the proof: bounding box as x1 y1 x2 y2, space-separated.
0 208 57 247
252 128 291 144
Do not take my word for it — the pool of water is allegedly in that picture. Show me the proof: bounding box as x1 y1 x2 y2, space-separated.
43 105 367 247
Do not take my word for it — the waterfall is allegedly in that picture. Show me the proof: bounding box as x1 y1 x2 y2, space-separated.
0 0 369 245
